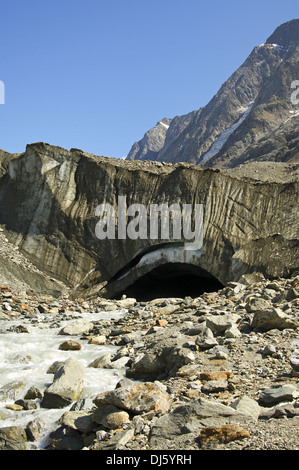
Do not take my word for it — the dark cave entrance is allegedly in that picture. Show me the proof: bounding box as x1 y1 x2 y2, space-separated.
114 263 224 301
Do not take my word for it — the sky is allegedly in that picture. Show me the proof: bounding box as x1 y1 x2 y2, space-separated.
0 0 298 159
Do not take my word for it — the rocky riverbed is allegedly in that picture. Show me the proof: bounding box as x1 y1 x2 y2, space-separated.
1 269 299 451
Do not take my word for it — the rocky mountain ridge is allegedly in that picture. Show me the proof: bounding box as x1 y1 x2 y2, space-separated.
126 19 299 169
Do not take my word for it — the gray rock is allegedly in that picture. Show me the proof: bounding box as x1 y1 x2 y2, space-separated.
98 428 135 450
126 332 196 380
230 396 261 421
92 404 130 429
238 273 265 286
41 357 85 408
149 397 251 449
201 379 228 393
205 314 239 334
88 353 112 368
225 324 241 339
245 297 272 312
195 326 218 350
290 353 299 373
59 410 94 433
0 426 27 450
259 403 299 419
252 308 298 331
26 418 45 442
258 384 299 406
59 318 94 336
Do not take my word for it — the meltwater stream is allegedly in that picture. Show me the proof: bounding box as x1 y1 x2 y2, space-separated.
0 308 127 450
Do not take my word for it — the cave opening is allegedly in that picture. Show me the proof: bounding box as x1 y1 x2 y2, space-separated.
114 262 224 301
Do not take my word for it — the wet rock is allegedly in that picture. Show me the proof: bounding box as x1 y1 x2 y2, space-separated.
5 403 23 411
0 381 26 402
41 358 85 408
59 340 82 351
0 426 27 450
88 353 112 368
15 399 38 410
59 319 94 336
7 324 29 333
24 386 43 400
47 361 65 374
26 418 45 442
88 335 106 345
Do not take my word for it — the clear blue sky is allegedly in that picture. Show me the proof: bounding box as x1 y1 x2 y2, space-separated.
0 0 298 158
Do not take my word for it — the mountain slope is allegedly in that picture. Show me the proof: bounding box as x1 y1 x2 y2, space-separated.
126 19 299 169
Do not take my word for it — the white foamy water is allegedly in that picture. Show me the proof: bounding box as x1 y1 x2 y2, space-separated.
0 309 126 449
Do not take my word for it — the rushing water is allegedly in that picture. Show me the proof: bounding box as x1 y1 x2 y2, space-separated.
0 308 127 449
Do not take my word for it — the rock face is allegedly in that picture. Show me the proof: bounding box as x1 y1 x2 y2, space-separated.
126 118 172 161
0 142 298 298
126 113 196 162
127 19 299 169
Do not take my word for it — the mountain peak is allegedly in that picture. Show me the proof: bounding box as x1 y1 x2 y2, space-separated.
266 19 299 48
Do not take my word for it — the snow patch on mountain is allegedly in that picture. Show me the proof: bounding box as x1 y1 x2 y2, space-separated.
200 101 255 164
159 120 170 130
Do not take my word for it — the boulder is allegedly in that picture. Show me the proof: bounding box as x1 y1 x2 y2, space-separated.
258 384 299 406
195 326 218 350
94 382 171 415
230 396 261 421
149 397 251 449
0 426 27 450
88 335 106 345
41 357 85 408
58 410 94 433
252 308 298 331
126 331 195 380
88 353 112 369
92 404 130 429
59 319 94 336
59 340 82 351
93 428 135 450
205 314 239 334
